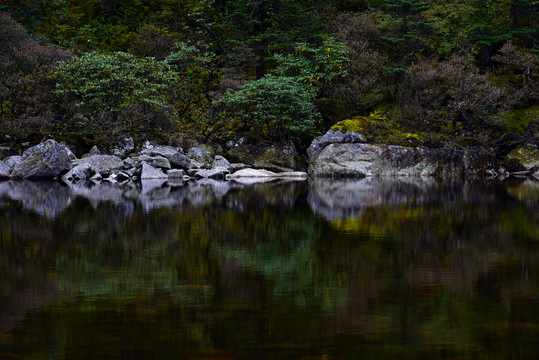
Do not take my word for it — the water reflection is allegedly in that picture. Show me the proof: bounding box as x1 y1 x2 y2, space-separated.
308 177 439 220
0 178 538 359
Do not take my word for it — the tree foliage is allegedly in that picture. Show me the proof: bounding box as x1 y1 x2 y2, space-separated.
216 38 349 141
51 51 178 142
0 11 70 141
0 0 538 146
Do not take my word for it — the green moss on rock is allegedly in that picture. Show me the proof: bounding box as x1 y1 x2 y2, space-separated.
504 143 539 171
330 115 447 147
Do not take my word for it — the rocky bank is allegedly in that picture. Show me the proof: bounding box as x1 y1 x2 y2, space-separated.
0 122 537 182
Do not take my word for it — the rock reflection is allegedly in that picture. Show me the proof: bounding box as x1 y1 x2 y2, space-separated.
308 177 438 221
0 180 73 218
0 177 538 359
0 178 310 219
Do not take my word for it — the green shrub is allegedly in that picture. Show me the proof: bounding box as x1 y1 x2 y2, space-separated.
50 51 178 143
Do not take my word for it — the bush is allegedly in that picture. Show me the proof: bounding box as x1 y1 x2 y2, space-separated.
50 51 178 144
216 75 320 141
216 37 348 142
389 56 507 139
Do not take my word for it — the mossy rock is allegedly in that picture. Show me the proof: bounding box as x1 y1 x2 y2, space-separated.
504 143 539 172
330 116 446 147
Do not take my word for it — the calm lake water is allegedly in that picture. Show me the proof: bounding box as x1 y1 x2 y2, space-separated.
0 177 538 359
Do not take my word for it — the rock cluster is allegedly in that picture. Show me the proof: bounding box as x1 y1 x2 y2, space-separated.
0 133 537 182
0 139 307 184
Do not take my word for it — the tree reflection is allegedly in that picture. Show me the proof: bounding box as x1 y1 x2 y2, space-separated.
0 178 538 359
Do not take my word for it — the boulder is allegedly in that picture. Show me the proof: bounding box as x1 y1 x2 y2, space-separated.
167 169 185 179
11 139 72 179
308 142 498 178
169 153 191 170
137 155 171 170
74 155 124 176
61 144 77 161
227 168 307 179
187 146 214 169
141 144 181 159
227 140 298 172
61 163 93 183
140 163 168 179
503 143 539 173
88 145 101 156
0 160 10 178
308 143 439 178
307 129 367 162
212 155 232 172
3 155 22 168
190 168 230 180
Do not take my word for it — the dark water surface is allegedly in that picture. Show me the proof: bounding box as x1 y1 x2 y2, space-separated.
0 178 538 359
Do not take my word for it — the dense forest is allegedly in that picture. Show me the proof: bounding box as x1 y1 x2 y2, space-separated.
0 0 537 153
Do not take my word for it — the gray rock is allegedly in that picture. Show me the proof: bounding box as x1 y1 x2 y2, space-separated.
169 153 191 170
187 146 214 169
140 155 171 170
227 140 298 172
227 168 307 179
212 155 232 172
74 155 124 176
140 163 168 179
88 145 100 156
191 167 230 180
123 157 136 169
11 139 72 179
229 163 249 172
0 160 10 178
141 144 181 158
61 163 93 183
167 169 185 178
61 144 77 161
307 129 367 162
503 143 539 173
3 155 22 168
308 143 438 178
308 143 498 178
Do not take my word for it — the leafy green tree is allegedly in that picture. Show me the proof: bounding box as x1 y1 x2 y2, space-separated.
216 75 320 140
50 51 178 143
216 38 348 141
